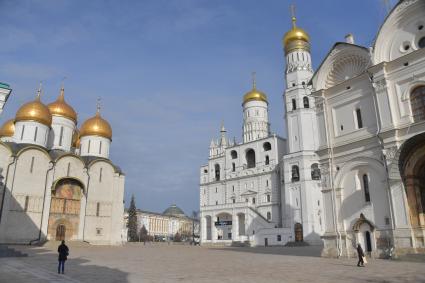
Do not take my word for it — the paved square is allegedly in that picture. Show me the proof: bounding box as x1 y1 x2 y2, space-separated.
1 243 425 283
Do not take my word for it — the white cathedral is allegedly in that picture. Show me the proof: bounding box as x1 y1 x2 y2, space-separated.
0 86 125 245
200 0 425 258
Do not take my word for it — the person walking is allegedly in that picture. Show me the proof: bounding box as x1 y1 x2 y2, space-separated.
57 240 69 274
357 243 365 267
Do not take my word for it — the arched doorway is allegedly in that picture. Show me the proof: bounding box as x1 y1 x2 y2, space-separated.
47 178 84 241
353 213 375 253
294 223 303 242
399 133 425 227
216 212 232 240
56 224 66 241
365 231 372 252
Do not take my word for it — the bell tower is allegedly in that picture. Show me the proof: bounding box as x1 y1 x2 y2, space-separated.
281 6 323 244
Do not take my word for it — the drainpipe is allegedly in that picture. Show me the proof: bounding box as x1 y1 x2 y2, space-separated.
82 167 91 243
0 156 16 225
30 161 55 245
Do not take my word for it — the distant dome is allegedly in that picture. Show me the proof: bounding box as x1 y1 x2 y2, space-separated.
163 205 186 217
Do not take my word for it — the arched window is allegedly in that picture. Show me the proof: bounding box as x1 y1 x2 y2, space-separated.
303 96 309 108
292 99 297 110
214 164 220 181
263 142 271 151
265 155 270 165
266 212 271 220
246 149 256 169
411 86 425 122
267 194 271 202
231 150 238 159
291 165 300 182
311 163 321 180
363 174 370 202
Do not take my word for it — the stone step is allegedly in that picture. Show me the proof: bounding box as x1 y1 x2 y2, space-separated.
398 253 425 262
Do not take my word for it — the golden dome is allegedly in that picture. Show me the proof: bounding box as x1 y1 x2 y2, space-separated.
283 16 310 54
80 110 112 140
0 119 15 137
243 73 268 104
243 89 268 104
15 91 52 126
48 87 77 122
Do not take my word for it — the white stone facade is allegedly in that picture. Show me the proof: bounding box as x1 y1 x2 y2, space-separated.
0 90 125 245
200 0 425 257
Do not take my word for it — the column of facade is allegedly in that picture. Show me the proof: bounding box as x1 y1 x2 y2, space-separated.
232 213 239 241
211 216 218 242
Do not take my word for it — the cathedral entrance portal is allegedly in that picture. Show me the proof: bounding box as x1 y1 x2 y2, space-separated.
399 133 425 227
215 213 232 240
47 178 84 241
294 223 303 242
56 224 66 241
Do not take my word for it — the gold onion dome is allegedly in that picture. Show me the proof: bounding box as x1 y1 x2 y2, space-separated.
0 119 15 137
48 87 77 123
15 89 52 126
243 73 268 104
80 108 112 140
283 15 310 54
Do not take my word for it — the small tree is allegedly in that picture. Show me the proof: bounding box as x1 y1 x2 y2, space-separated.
139 225 148 242
127 195 138 242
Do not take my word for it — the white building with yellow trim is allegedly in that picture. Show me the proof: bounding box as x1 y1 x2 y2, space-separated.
0 86 125 245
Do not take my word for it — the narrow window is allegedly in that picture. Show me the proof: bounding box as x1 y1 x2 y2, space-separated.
59 126 64 146
267 194 271 202
356 108 363 129
215 164 220 181
311 163 321 180
265 155 270 165
232 163 235 172
99 141 102 154
30 157 35 173
88 140 91 152
266 180 269 187
34 127 38 142
292 99 297 110
67 162 71 176
24 196 29 212
363 174 371 202
96 202 100 217
252 198 256 204
215 187 218 193
303 96 309 108
232 199 235 204
246 149 256 168
232 186 235 192
21 125 25 140
215 201 218 205
277 235 282 241
267 212 271 220
99 168 103 182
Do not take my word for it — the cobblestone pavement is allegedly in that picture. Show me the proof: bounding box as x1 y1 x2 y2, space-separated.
1 243 425 283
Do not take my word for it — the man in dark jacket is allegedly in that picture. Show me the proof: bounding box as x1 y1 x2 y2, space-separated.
57 240 69 274
357 243 365 267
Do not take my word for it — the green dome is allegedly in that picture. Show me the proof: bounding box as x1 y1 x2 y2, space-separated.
163 204 186 217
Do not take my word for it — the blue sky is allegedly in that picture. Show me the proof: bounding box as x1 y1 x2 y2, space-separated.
0 0 397 215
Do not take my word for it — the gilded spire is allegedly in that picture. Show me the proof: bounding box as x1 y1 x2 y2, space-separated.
36 82 42 101
96 97 101 116
252 71 256 90
291 4 297 28
282 4 310 54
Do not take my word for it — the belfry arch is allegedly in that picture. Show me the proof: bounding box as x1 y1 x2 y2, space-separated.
47 178 85 241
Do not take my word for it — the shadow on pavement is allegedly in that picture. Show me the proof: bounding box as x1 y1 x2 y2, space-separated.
1 245 129 283
208 245 324 257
